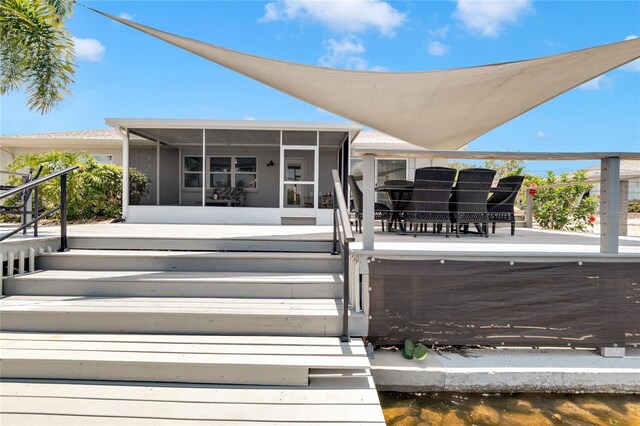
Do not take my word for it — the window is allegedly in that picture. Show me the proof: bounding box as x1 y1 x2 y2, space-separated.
349 158 408 187
183 156 203 188
349 158 408 202
184 155 257 190
93 155 114 164
210 157 231 188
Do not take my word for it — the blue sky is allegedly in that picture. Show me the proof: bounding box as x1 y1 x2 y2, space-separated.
1 0 639 173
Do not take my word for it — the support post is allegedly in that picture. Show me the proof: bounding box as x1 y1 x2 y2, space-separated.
202 129 206 207
600 157 620 254
33 186 39 237
59 174 68 252
362 154 375 250
156 139 160 205
331 195 338 255
525 192 533 228
122 129 130 220
341 241 350 342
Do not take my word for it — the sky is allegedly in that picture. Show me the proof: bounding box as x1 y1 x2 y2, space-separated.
1 0 639 174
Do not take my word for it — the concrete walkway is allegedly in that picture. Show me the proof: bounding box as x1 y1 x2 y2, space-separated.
371 347 640 393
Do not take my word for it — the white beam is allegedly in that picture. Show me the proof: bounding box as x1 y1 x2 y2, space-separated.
202 129 206 207
122 129 130 220
156 139 160 205
600 157 620 254
362 154 375 250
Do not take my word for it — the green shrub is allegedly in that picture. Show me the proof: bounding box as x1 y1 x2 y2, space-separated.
526 170 598 232
629 200 640 214
2 151 148 221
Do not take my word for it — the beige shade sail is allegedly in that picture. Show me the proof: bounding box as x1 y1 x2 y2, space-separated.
94 9 640 151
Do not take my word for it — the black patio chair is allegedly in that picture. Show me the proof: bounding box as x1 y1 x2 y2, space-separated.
402 167 457 237
450 168 497 237
487 175 525 236
382 179 413 230
348 175 390 233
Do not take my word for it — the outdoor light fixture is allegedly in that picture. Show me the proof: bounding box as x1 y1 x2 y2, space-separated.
267 160 275 167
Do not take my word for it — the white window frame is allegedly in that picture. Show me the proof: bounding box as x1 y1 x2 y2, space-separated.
182 155 258 191
182 155 204 190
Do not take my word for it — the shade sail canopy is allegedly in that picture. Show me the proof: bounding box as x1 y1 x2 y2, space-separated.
95 9 640 151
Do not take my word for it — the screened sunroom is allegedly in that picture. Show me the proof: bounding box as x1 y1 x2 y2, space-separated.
106 119 360 225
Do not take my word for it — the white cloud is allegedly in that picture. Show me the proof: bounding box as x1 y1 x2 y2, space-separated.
428 25 449 39
453 0 532 37
72 37 105 62
260 0 406 36
118 12 133 21
621 35 640 72
242 116 256 120
535 130 548 139
578 75 610 91
427 41 450 56
318 37 383 71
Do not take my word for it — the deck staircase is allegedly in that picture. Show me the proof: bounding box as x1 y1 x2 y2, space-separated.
0 235 383 424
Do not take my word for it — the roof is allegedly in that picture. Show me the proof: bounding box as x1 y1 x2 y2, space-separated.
96 9 640 151
585 160 640 180
351 130 427 151
1 129 121 141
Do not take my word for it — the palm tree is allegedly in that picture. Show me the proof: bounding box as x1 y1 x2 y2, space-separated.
0 0 76 113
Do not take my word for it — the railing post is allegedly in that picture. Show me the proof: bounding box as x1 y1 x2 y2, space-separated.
33 186 39 237
332 190 338 255
525 192 533 228
341 241 350 342
59 174 68 252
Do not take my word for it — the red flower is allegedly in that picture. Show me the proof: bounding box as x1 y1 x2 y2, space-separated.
528 184 537 196
589 215 597 223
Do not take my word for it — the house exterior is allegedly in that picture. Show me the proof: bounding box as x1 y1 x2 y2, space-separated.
1 120 451 225
585 160 640 201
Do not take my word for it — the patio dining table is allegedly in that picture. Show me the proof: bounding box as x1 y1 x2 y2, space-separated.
375 183 414 231
375 183 508 233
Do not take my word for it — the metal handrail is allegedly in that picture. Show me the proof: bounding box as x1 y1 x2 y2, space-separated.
331 169 355 342
1 166 79 251
0 166 78 200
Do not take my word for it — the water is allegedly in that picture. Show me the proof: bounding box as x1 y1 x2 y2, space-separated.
379 392 640 425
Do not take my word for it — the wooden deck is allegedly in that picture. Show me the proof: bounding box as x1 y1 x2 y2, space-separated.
4 223 639 255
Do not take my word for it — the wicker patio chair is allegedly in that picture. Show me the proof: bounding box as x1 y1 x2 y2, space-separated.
487 175 525 236
402 167 457 237
348 175 390 233
450 168 497 237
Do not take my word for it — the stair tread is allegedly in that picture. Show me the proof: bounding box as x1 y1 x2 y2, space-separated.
7 270 343 283
41 250 339 259
0 375 384 424
0 296 353 315
0 333 369 369
0 331 361 346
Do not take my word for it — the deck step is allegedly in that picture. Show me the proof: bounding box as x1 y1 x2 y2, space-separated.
68 236 333 252
0 373 384 424
36 250 341 273
3 271 343 299
0 296 367 336
0 333 369 386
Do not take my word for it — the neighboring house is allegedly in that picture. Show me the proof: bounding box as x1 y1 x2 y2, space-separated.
0 120 455 225
0 129 123 173
584 160 640 201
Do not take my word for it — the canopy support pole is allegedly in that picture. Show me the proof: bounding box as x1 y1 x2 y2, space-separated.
363 154 375 250
600 157 620 254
